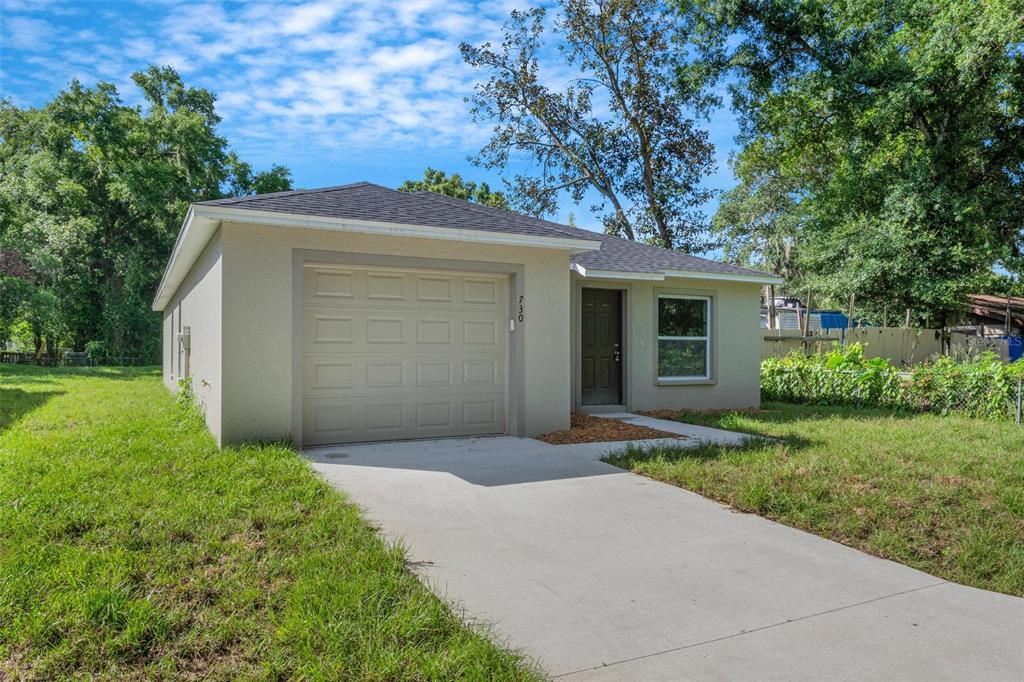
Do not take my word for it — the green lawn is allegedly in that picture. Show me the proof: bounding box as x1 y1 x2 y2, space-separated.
0 365 538 680
604 403 1024 597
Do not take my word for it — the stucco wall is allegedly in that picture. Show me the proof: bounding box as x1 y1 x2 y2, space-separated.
571 274 762 412
161 228 223 443
218 221 572 445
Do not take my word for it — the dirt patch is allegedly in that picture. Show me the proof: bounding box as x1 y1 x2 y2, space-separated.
534 413 684 445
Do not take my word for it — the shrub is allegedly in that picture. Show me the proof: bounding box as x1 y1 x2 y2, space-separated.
85 339 108 358
762 343 1024 419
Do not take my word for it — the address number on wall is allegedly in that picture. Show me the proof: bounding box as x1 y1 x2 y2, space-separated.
518 295 524 322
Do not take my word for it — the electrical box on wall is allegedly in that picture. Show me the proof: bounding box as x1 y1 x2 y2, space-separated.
176 326 192 379
177 326 191 351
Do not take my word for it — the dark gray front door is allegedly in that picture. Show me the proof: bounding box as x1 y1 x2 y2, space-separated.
581 288 622 405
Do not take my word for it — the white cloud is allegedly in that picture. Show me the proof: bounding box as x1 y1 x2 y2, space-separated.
0 0 544 151
369 40 452 72
122 37 157 60
281 1 340 35
2 15 54 49
1 0 61 12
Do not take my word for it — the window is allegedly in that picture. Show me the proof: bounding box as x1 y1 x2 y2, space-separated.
657 296 710 380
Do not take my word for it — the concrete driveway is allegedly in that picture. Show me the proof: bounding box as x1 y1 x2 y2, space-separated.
307 436 1024 681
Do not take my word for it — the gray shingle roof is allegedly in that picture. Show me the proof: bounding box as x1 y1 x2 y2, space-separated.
199 182 776 280
198 181 585 241
410 191 776 279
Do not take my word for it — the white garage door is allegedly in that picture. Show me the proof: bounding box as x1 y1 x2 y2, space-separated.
302 264 508 445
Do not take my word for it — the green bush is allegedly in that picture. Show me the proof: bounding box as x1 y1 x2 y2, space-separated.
762 344 1024 419
84 340 107 358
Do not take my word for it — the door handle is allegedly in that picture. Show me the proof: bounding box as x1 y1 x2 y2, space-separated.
613 346 622 363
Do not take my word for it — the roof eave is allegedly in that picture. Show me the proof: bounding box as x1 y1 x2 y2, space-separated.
195 205 600 253
153 205 216 312
153 204 602 311
570 263 665 281
662 268 785 285
571 262 784 285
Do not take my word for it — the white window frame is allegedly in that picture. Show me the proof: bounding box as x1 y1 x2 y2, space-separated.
656 294 711 381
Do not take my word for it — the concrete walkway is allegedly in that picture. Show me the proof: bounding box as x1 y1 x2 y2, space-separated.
306 433 1024 681
595 411 753 446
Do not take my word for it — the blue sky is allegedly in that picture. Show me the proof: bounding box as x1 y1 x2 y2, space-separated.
0 0 741 236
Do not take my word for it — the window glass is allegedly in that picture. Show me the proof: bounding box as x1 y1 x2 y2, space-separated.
657 297 709 378
658 298 706 337
658 340 708 377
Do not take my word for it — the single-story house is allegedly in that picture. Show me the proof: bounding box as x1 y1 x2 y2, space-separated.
153 182 781 447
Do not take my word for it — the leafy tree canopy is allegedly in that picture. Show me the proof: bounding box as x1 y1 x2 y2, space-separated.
398 168 509 209
691 0 1023 325
984 272 1024 299
0 66 292 358
462 0 718 251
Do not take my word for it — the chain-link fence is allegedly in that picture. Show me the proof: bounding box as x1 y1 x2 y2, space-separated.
0 351 147 367
762 366 1024 423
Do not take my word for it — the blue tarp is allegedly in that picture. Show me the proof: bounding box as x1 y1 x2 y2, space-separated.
818 312 849 331
1002 336 1023 362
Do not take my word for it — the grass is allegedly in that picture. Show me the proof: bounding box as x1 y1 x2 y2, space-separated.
604 402 1024 597
0 365 539 680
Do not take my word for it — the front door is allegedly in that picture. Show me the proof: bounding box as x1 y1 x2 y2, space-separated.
581 288 622 405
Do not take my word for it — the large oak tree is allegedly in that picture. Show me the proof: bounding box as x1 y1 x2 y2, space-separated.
694 0 1024 324
461 0 718 251
0 66 291 358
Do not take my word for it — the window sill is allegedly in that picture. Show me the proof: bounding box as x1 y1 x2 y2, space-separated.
656 377 715 386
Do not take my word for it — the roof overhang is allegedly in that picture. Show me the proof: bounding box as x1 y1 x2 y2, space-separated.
570 262 784 285
153 205 213 312
153 204 602 311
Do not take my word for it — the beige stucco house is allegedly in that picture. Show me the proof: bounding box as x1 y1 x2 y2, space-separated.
153 182 781 447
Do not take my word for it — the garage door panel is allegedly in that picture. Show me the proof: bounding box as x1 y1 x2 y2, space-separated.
463 277 500 304
313 404 353 434
306 269 505 311
303 265 508 445
416 361 452 386
417 276 453 302
365 361 405 388
303 354 505 396
365 272 405 300
463 399 499 426
303 310 507 353
464 319 500 345
303 394 507 444
417 402 452 428
308 269 356 300
366 317 405 344
365 403 404 429
307 314 355 345
464 359 500 385
309 360 354 390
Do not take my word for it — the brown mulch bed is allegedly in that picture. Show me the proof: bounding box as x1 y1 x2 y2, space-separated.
534 412 685 445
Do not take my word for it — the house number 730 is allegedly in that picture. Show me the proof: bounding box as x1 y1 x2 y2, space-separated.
518 296 524 322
